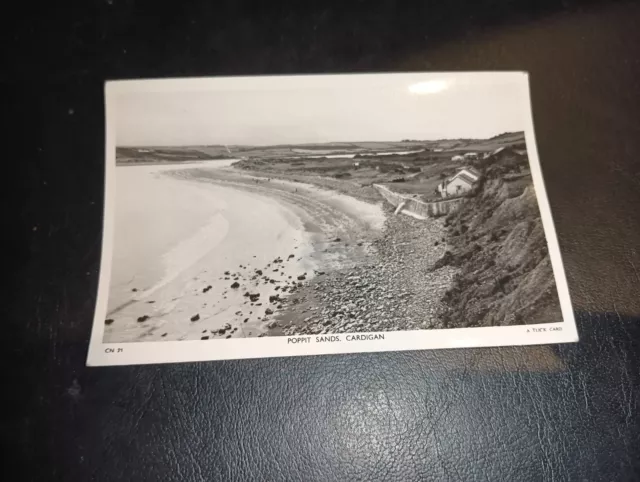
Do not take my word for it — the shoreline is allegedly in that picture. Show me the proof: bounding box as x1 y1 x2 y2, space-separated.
180 166 456 336
104 164 320 342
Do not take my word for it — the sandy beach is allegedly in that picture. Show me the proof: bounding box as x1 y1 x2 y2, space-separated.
103 160 385 342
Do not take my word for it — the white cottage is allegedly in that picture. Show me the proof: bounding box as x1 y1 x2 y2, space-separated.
437 167 482 198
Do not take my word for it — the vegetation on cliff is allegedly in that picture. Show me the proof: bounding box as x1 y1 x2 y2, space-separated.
437 152 563 327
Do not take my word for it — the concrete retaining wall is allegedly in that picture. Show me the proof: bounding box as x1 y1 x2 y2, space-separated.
373 184 465 218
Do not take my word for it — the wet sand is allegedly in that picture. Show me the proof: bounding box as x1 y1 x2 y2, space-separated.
103 161 385 342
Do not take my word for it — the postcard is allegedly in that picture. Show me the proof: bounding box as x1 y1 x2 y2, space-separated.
87 72 578 366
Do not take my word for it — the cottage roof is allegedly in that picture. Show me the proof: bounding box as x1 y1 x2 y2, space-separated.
455 172 478 185
463 166 481 178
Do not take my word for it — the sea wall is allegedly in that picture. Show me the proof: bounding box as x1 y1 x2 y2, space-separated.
373 184 465 218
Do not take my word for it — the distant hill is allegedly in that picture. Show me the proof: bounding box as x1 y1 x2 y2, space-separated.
489 131 524 141
426 132 525 152
116 146 230 164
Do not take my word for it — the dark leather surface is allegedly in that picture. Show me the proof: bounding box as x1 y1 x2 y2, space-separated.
9 1 640 480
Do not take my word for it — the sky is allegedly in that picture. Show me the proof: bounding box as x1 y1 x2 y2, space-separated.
113 74 529 146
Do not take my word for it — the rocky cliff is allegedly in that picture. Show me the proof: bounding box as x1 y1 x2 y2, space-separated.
436 171 563 327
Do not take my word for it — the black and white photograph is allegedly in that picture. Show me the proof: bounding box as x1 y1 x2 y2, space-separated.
88 72 577 366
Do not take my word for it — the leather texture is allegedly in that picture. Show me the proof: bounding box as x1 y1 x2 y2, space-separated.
8 1 640 480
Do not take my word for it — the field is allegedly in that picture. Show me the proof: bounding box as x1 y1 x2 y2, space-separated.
232 132 527 202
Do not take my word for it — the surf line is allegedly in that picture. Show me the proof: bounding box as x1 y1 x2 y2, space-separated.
108 213 229 316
